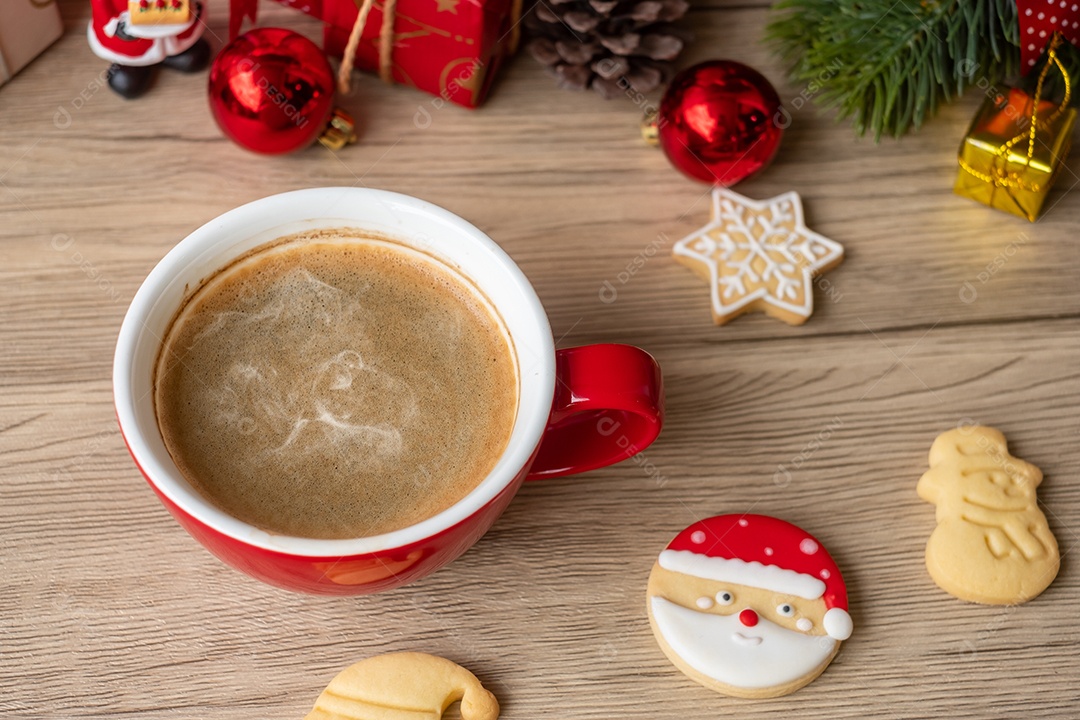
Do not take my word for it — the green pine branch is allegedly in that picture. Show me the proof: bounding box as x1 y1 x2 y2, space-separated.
767 0 1022 139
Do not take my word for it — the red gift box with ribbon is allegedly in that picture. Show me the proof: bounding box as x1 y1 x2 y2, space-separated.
230 0 521 108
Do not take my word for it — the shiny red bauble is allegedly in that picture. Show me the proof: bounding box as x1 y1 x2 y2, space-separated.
657 60 785 186
208 28 335 155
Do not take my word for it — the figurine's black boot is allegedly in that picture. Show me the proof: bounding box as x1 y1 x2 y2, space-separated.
107 63 156 99
162 37 211 73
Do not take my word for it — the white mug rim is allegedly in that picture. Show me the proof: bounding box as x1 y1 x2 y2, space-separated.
113 187 555 558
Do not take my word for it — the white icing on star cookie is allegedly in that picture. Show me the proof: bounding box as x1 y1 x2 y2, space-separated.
672 188 844 326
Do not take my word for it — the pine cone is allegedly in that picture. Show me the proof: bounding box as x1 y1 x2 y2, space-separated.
524 0 690 98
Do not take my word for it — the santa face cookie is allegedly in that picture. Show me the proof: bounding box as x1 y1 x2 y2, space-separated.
647 514 852 699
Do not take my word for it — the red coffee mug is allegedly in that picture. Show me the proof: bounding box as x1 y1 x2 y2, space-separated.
114 188 663 595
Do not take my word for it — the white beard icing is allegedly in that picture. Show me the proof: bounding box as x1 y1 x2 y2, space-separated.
651 596 837 690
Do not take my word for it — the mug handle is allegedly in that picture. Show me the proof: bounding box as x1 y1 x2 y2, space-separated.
526 344 664 479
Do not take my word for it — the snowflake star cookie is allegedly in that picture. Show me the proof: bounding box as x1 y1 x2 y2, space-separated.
673 188 844 325
647 514 852 698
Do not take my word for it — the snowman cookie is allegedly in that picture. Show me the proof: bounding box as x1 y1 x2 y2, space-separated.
647 514 853 698
918 426 1059 604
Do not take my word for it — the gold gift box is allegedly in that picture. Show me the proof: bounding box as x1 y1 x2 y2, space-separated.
954 87 1076 222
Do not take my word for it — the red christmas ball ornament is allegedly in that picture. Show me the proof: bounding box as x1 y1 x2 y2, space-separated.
208 28 338 155
651 60 785 186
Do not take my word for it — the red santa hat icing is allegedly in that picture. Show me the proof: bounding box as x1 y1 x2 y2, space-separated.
659 514 852 641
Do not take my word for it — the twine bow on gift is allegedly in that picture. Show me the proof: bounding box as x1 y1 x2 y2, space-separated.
336 0 523 94
338 0 398 92
957 32 1072 194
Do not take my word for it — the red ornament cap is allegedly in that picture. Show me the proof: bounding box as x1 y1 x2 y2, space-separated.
660 514 851 639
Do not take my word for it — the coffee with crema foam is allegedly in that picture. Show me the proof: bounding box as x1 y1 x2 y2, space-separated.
153 230 518 539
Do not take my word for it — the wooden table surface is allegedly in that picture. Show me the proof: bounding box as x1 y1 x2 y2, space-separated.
4 1 1080 718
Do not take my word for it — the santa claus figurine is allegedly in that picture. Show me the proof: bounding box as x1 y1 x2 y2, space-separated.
88 0 210 98
647 514 853 698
